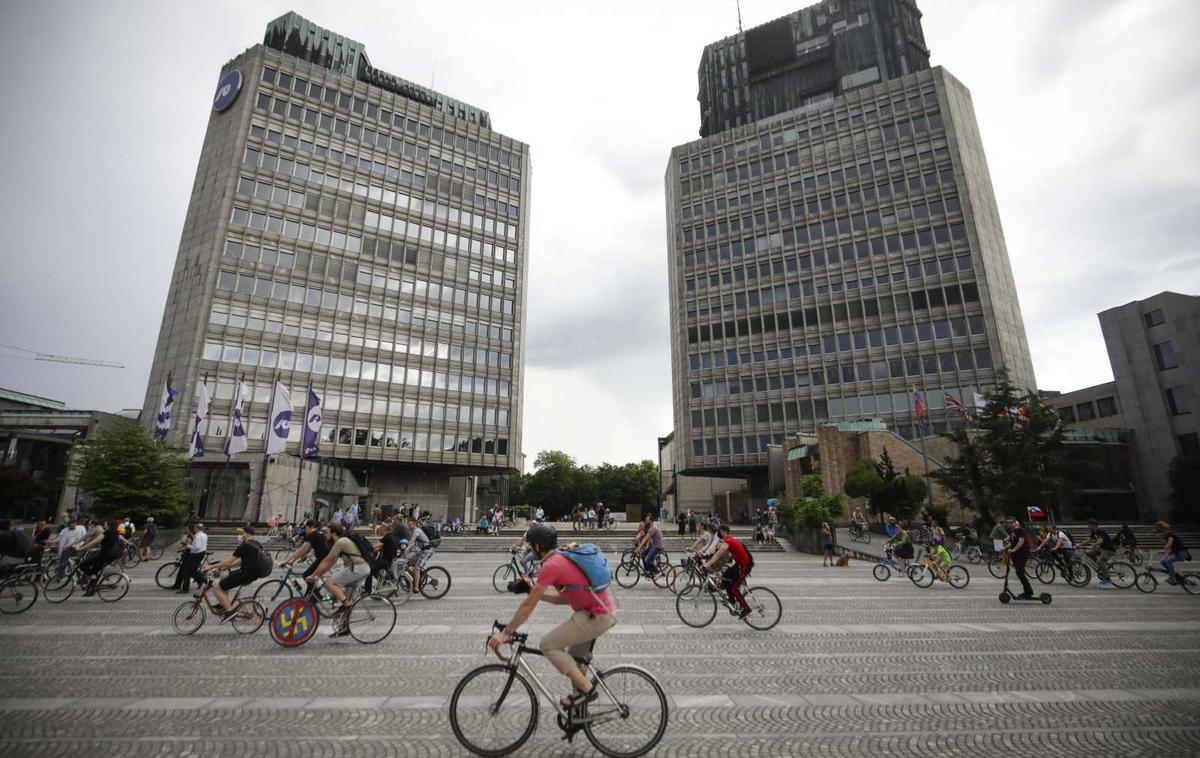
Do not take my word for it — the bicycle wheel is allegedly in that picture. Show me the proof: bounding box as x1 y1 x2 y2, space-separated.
651 564 677 590
0 576 38 614
123 550 141 568
43 573 75 603
1035 561 1055 584
654 552 671 572
1180 573 1200 595
1066 560 1091 588
270 598 320 647
674 584 717 628
155 562 180 590
172 601 205 635
987 556 1006 579
149 544 164 561
1105 561 1136 589
1135 572 1157 593
966 546 981 564
96 572 129 602
419 566 451 599
614 561 640 588
584 665 669 758
448 664 539 757
348 594 396 644
741 587 782 631
910 565 934 588
872 564 890 582
254 579 295 608
947 565 970 589
492 563 516 593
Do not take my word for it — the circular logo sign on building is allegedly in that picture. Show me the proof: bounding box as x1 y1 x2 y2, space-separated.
212 69 243 112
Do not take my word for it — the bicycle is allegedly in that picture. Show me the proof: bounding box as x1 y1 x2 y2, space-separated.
493 546 540 593
171 576 266 635
155 551 212 589
253 564 340 617
614 549 676 590
0 562 41 614
948 539 982 564
395 557 452 599
1072 550 1137 589
1134 565 1200 594
908 556 970 589
269 580 396 646
848 522 871 544
987 551 1049 584
449 620 668 757
43 553 130 603
1033 550 1094 588
674 565 781 631
872 546 917 582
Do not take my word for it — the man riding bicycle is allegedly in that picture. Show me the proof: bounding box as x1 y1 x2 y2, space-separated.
203 526 265 614
406 516 436 592
281 519 329 582
1036 524 1075 577
488 525 615 710
703 524 753 618
1082 520 1116 587
636 514 664 578
305 522 371 637
885 521 914 569
78 520 125 594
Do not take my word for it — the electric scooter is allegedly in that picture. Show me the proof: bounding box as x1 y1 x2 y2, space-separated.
998 559 1052 604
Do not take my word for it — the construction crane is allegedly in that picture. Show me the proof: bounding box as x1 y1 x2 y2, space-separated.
0 342 124 369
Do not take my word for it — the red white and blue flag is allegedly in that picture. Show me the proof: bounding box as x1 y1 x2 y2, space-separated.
945 393 972 422
912 387 928 436
1026 506 1047 520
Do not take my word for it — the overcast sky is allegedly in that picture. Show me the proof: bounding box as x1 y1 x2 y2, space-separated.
1 0 1197 467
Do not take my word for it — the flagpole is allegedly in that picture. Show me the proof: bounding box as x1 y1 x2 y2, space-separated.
218 372 243 521
255 372 281 525
186 373 207 518
292 382 311 524
912 386 934 513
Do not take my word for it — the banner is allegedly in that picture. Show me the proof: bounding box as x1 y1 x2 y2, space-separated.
912 387 928 436
153 380 178 441
224 382 250 456
265 381 293 455
301 389 322 459
189 382 211 459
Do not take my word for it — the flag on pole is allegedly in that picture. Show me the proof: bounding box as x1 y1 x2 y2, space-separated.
188 382 211 459
944 393 972 422
300 389 322 459
224 382 250 456
1026 505 1046 520
912 387 928 436
972 392 986 410
153 379 178 441
265 381 293 455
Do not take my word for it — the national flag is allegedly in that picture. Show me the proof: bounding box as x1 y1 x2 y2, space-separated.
153 379 178 441
224 382 250 457
912 387 927 436
188 382 211 459
265 381 293 455
1026 506 1046 520
300 389 322 459
972 392 986 410
945 393 972 422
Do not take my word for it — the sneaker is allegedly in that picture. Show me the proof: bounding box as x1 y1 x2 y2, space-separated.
1099 579 1113 586
559 688 598 710
737 607 752 620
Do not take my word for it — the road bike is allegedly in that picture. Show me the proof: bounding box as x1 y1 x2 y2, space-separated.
448 620 668 757
268 581 397 646
674 565 781 631
0 562 40 614
492 546 539 593
172 577 266 635
848 523 871 544
1134 565 1200 594
43 554 129 603
908 556 970 589
614 549 676 590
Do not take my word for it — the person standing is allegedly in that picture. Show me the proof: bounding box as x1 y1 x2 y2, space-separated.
1004 516 1035 599
821 522 834 567
175 522 208 594
138 517 158 561
688 509 697 535
333 508 344 527
676 510 687 536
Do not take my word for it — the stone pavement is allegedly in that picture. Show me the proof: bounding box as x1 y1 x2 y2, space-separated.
2 546 1199 756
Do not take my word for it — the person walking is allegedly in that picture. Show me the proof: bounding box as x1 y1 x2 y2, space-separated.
174 522 208 594
676 510 687 536
821 522 834 567
688 509 697 535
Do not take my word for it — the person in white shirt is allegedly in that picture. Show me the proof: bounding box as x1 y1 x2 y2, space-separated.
586 508 596 530
174 523 208 594
1037 525 1075 578
55 518 87 576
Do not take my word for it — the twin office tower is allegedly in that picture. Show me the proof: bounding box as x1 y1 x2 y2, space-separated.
144 1 1034 514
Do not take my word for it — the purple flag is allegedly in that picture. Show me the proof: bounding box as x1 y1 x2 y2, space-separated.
188 382 211 459
301 389 322 459
224 383 249 456
153 380 178 441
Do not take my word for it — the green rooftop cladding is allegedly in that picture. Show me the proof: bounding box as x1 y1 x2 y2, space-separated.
263 11 492 129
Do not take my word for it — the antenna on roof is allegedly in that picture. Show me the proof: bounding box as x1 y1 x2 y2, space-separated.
737 0 744 33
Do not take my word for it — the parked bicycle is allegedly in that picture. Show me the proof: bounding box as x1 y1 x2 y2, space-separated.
449 620 668 757
172 575 266 635
674 565 781 630
155 551 212 590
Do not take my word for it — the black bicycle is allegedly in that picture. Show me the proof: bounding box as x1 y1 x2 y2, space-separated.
492 546 539 593
449 621 668 756
0 562 41 614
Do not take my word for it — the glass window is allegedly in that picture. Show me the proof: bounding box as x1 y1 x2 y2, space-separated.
1144 308 1165 327
1096 396 1118 417
1154 341 1178 370
1076 402 1096 421
1058 405 1076 423
1166 386 1191 416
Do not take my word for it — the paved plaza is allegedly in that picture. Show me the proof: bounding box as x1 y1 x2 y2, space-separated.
2 545 1199 756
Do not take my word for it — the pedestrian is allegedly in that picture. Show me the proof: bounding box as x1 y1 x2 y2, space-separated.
349 501 360 528
676 509 687 536
174 522 208 594
333 507 343 526
138 517 158 561
821 522 834 567
688 509 697 535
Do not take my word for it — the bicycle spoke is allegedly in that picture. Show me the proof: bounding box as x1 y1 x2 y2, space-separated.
449 665 538 756
584 666 668 757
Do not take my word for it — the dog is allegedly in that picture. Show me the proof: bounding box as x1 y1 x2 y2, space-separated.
835 554 851 567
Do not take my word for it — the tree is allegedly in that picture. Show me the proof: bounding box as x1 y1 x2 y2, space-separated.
1167 453 1200 522
842 450 925 522
843 459 883 505
519 451 659 519
932 370 1076 527
780 473 847 528
70 420 189 526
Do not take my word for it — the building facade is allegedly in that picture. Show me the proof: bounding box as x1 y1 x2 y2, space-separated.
142 13 528 521
666 4 1035 487
1098 292 1199 517
698 0 930 138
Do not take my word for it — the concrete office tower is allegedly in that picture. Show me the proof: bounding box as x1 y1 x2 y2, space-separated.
1099 292 1200 517
142 13 528 520
697 0 930 137
665 2 1034 486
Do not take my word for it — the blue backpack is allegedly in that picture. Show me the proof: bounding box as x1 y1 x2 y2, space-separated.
558 543 613 611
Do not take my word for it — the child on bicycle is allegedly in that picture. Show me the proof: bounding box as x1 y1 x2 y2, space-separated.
929 538 952 580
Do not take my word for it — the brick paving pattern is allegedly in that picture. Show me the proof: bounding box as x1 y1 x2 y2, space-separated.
2 547 1198 756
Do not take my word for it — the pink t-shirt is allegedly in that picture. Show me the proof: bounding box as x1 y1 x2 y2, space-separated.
536 553 612 615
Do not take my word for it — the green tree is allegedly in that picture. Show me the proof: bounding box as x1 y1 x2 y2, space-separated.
932 370 1076 526
780 473 847 528
1167 453 1200 522
843 459 883 507
870 448 928 523
70 420 189 526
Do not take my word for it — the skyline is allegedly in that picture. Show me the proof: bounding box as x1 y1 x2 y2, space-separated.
1 0 1198 466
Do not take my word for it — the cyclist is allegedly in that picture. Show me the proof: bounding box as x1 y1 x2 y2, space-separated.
1116 524 1138 562
1037 524 1075 578
138 517 158 561
406 516 437 593
1004 515 1036 599
281 519 330 583
78 519 124 594
1154 521 1192 585
365 523 402 592
636 513 664 578
55 517 87 577
1082 520 1116 587
305 522 371 637
488 525 616 710
511 524 538 583
850 507 867 534
885 521 914 570
703 524 753 618
928 537 953 580
203 526 265 614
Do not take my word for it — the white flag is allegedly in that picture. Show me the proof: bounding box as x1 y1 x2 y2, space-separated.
188 382 211 459
972 392 987 409
224 382 250 457
265 381 293 454
153 380 178 441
